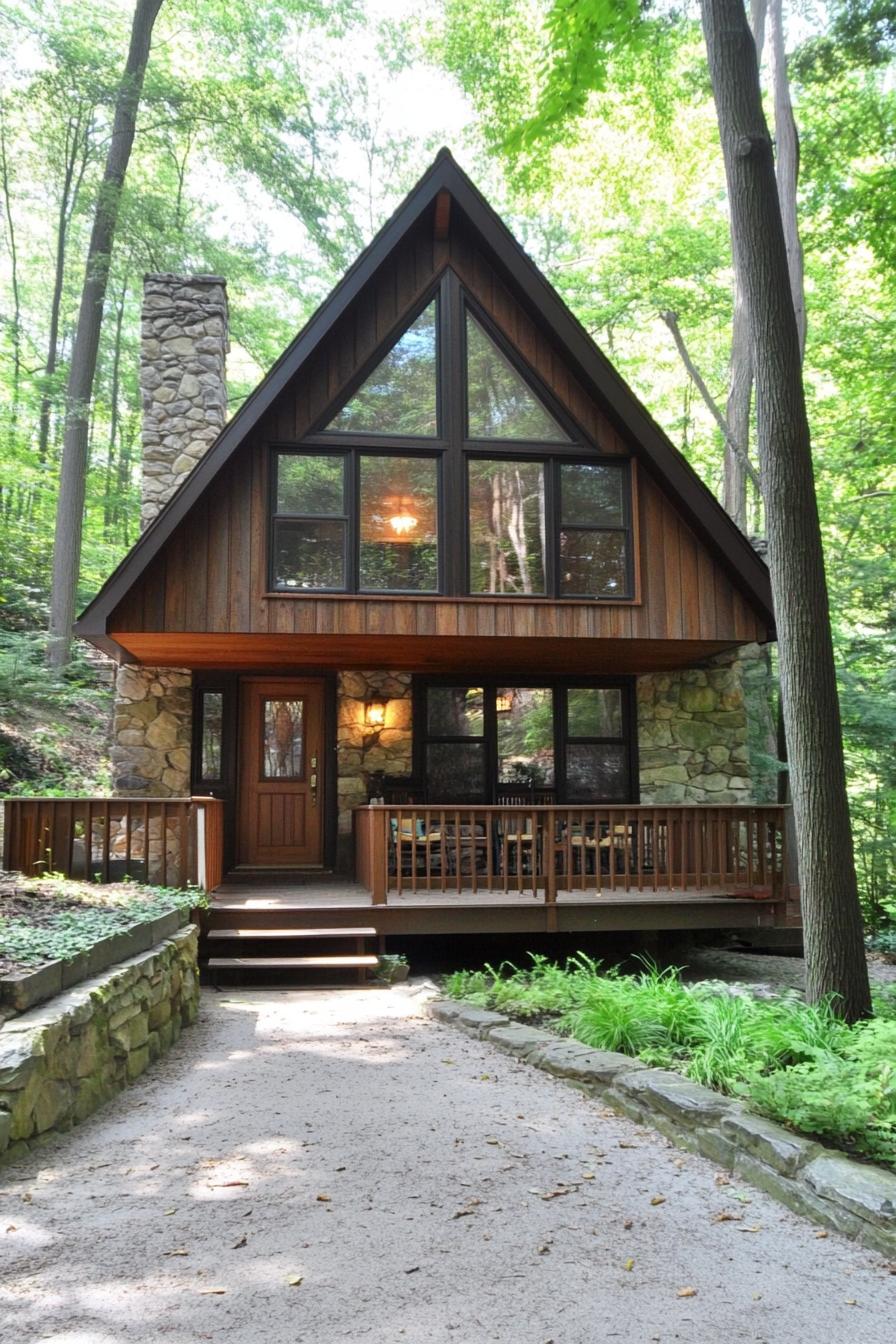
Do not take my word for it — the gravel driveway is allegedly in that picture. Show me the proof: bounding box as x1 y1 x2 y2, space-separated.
1 983 893 1343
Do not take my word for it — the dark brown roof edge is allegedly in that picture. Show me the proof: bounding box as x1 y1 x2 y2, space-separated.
76 148 774 639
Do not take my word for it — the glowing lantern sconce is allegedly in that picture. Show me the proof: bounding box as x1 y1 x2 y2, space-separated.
365 697 388 728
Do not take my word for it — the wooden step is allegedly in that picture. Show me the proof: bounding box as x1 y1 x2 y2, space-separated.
207 955 379 970
207 927 376 940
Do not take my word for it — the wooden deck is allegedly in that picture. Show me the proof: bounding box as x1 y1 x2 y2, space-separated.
210 876 781 936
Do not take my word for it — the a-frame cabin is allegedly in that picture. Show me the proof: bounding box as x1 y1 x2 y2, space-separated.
6 151 795 965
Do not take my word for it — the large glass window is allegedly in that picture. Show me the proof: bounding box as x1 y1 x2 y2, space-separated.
275 274 636 601
424 686 486 803
559 462 630 597
496 687 554 787
466 312 569 441
272 451 439 593
359 455 438 592
328 301 438 436
273 454 347 591
468 459 546 594
416 681 633 803
564 686 628 802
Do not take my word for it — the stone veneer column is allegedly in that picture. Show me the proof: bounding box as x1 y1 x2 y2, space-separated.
113 275 229 798
636 643 779 805
335 672 413 867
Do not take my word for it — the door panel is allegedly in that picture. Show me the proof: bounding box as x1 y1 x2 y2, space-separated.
238 678 325 866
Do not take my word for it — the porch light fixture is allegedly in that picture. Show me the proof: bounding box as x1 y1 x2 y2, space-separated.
365 697 388 727
495 692 513 714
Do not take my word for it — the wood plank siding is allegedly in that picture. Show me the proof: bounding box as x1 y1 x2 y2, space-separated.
107 212 769 668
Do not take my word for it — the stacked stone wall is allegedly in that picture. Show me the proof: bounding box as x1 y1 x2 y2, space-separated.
140 274 229 530
637 643 778 805
336 671 413 856
0 928 199 1165
112 666 192 796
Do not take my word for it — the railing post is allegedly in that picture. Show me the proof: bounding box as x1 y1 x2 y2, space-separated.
371 808 388 905
544 809 558 931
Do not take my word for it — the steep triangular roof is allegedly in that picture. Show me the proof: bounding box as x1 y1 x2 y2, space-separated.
76 149 773 642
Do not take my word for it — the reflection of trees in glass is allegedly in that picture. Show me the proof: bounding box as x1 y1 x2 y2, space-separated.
277 454 345 514
466 313 568 441
469 459 546 593
274 521 345 589
560 464 623 526
359 455 438 591
427 686 484 736
200 692 223 779
329 303 438 436
497 687 555 784
567 688 623 738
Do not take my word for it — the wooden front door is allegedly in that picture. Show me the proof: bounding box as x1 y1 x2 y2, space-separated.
238 678 325 866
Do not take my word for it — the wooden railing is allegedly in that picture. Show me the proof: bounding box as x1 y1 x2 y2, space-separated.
354 804 788 905
2 796 225 892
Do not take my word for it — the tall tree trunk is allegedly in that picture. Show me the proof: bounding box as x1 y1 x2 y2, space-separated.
700 0 871 1020
47 0 164 668
768 0 806 359
38 111 94 466
724 285 751 529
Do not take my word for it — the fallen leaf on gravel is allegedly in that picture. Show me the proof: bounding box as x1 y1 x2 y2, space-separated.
441 1059 456 1065
452 1209 475 1219
404 1266 420 1274
231 1236 247 1249
623 1219 633 1230
618 1142 638 1149
738 1225 762 1233
623 1258 635 1272
650 1196 666 1206
316 1194 331 1202
714 1174 731 1187
541 1187 575 1201
163 1209 176 1216
20 1193 31 1204
582 1173 595 1180
485 1136 500 1145
287 1275 304 1288
677 1287 697 1298
5 1226 16 1233
537 1244 551 1255
815 1230 828 1239
208 1181 249 1189
712 1212 742 1224
198 1288 226 1295
163 1249 189 1257
480 1074 490 1080
845 1299 857 1306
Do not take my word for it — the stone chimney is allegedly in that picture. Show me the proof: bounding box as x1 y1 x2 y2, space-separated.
113 275 228 799
140 274 229 530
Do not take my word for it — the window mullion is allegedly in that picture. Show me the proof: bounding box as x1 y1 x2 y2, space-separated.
442 271 464 594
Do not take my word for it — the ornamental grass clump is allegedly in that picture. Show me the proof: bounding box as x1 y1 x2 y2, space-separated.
443 954 896 1167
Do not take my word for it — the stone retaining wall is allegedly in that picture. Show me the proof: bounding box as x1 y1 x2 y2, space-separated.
0 927 200 1165
430 1001 896 1256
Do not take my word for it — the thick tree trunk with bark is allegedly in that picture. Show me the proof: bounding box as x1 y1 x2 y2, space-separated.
47 0 164 669
700 0 871 1019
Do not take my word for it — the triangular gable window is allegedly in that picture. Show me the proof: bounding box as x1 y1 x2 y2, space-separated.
327 300 438 436
466 310 570 442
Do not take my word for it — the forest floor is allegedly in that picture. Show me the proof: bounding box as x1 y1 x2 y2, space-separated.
2 983 894 1344
0 635 113 794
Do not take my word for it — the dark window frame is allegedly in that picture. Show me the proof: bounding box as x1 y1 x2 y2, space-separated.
270 270 637 601
413 676 639 804
270 446 444 595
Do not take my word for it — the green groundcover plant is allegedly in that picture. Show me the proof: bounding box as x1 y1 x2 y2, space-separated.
445 956 896 1168
0 877 201 969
